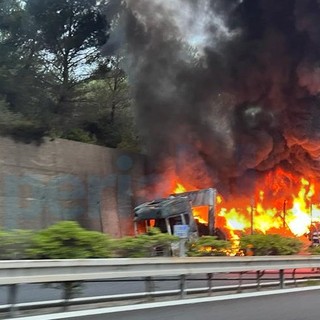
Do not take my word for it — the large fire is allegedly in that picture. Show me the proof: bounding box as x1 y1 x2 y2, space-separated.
171 167 320 241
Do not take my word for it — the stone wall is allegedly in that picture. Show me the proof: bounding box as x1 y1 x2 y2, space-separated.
0 137 146 237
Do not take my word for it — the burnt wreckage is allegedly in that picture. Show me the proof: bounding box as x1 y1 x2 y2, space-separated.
133 188 225 239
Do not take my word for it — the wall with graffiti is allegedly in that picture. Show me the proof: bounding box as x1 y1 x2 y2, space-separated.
0 137 146 237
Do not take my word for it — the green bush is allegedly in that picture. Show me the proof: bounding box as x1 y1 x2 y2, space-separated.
240 234 302 256
187 236 231 256
0 229 33 259
113 228 179 258
308 246 320 255
62 128 97 144
27 221 112 259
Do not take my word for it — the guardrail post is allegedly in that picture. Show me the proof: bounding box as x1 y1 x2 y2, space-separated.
180 275 186 299
62 282 76 311
145 277 155 301
256 271 263 291
207 273 213 296
279 269 285 289
292 269 297 287
8 284 18 318
237 272 243 293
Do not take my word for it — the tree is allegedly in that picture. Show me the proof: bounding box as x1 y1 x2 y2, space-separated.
71 56 140 150
0 0 49 142
0 0 140 150
24 0 110 132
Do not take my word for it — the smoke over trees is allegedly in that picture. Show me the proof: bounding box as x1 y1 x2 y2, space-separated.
2 0 320 195
119 0 320 195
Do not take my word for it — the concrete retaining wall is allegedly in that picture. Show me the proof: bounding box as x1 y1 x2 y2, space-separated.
0 137 146 237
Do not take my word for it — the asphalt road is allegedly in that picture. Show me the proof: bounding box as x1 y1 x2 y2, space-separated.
72 289 320 320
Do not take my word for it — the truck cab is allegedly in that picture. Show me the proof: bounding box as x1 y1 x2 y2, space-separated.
133 188 217 239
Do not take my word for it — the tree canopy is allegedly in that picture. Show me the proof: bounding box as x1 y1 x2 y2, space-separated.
0 0 139 150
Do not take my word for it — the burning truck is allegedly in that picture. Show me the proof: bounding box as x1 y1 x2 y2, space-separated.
133 188 223 240
133 171 320 248
123 0 320 249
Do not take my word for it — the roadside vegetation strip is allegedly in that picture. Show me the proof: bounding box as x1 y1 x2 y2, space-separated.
0 222 307 260
10 285 320 320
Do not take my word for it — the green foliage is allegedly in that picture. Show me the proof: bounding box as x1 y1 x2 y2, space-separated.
62 128 97 144
308 245 320 255
0 102 46 143
240 234 302 256
0 229 33 259
26 220 113 301
0 1 140 151
27 0 108 53
113 228 178 258
187 236 231 257
0 224 179 260
78 65 140 150
27 221 112 259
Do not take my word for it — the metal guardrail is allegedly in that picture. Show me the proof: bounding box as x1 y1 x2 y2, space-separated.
1 256 320 285
2 256 320 317
0 278 314 314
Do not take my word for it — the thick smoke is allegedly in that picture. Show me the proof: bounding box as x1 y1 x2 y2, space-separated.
120 0 320 196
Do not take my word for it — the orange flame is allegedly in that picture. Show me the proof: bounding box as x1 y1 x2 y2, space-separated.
173 183 208 224
170 168 319 242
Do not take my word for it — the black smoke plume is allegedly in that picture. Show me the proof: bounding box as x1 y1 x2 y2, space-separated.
119 0 320 196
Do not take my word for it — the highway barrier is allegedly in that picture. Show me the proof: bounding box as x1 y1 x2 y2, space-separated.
2 256 320 317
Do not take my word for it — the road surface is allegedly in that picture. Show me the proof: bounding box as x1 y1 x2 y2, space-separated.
67 289 320 320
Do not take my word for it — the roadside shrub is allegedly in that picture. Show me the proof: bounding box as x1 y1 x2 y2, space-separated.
308 245 320 255
240 234 302 256
27 221 113 259
0 229 33 259
113 228 178 258
187 236 231 256
62 128 97 144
